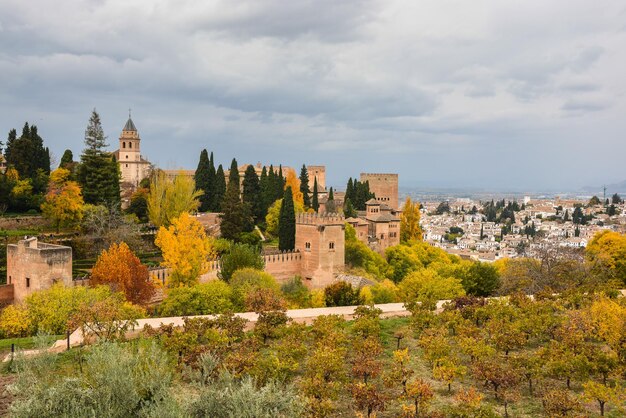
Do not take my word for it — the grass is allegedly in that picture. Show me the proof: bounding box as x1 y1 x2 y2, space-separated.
0 335 64 354
0 229 41 237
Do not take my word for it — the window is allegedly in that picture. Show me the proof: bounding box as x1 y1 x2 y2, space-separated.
129 142 132 149
329 242 335 250
122 142 126 149
305 242 311 251
8 276 11 284
126 164 129 168
126 155 128 159
26 277 30 288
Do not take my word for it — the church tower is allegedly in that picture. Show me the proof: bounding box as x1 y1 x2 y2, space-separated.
116 112 150 193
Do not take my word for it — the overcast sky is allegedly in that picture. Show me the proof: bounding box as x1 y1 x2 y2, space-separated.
1 0 625 191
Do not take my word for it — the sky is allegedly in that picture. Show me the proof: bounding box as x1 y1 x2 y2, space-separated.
1 0 625 192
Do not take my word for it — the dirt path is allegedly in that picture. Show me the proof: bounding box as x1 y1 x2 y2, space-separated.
0 374 15 417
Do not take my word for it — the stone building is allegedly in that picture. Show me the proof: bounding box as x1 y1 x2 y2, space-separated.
6 237 73 303
296 213 345 288
113 114 151 205
360 173 399 210
364 199 401 252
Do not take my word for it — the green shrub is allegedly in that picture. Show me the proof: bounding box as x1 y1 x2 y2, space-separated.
324 281 363 307
159 281 234 317
219 243 264 282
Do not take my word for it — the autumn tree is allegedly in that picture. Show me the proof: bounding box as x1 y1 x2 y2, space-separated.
586 230 626 284
147 170 202 227
155 212 214 287
400 197 423 242
69 293 145 342
582 380 623 416
403 378 434 418
90 242 155 305
542 388 582 417
432 356 466 393
284 168 304 207
247 288 289 343
40 167 84 232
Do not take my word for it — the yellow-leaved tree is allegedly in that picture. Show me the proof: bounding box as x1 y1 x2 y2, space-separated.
41 168 85 232
284 168 304 207
90 242 155 305
155 212 215 287
400 197 422 243
586 230 626 285
265 198 305 236
147 170 202 227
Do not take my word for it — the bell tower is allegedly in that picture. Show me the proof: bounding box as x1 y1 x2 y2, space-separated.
119 109 140 163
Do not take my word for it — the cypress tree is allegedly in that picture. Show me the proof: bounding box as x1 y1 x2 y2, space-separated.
213 164 226 211
346 178 354 203
207 152 217 211
328 187 334 201
299 164 311 208
312 177 319 212
259 166 271 219
242 164 262 222
5 123 50 180
194 149 211 212
219 175 253 241
228 158 239 196
59 149 74 169
278 186 296 251
344 198 357 218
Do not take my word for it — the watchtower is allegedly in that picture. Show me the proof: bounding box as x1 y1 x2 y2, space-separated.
295 213 345 288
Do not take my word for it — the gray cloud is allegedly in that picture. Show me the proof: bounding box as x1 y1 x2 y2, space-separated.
0 0 625 191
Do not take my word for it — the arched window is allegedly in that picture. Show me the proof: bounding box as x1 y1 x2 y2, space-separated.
129 142 132 149
122 142 126 148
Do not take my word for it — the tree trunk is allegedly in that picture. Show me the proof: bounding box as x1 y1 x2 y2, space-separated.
504 401 509 418
566 377 571 389
600 400 605 416
528 378 533 396
448 383 451 393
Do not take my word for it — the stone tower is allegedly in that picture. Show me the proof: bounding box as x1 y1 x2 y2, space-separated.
360 173 399 210
295 213 345 288
6 238 72 303
117 113 150 189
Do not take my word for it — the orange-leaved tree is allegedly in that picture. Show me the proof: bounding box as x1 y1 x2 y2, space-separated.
284 168 304 207
90 242 155 305
155 212 215 287
41 167 84 232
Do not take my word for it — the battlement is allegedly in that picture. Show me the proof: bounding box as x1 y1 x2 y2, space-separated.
263 250 302 263
297 213 345 226
360 173 399 178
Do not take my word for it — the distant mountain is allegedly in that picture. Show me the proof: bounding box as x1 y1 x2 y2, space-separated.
581 180 626 194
